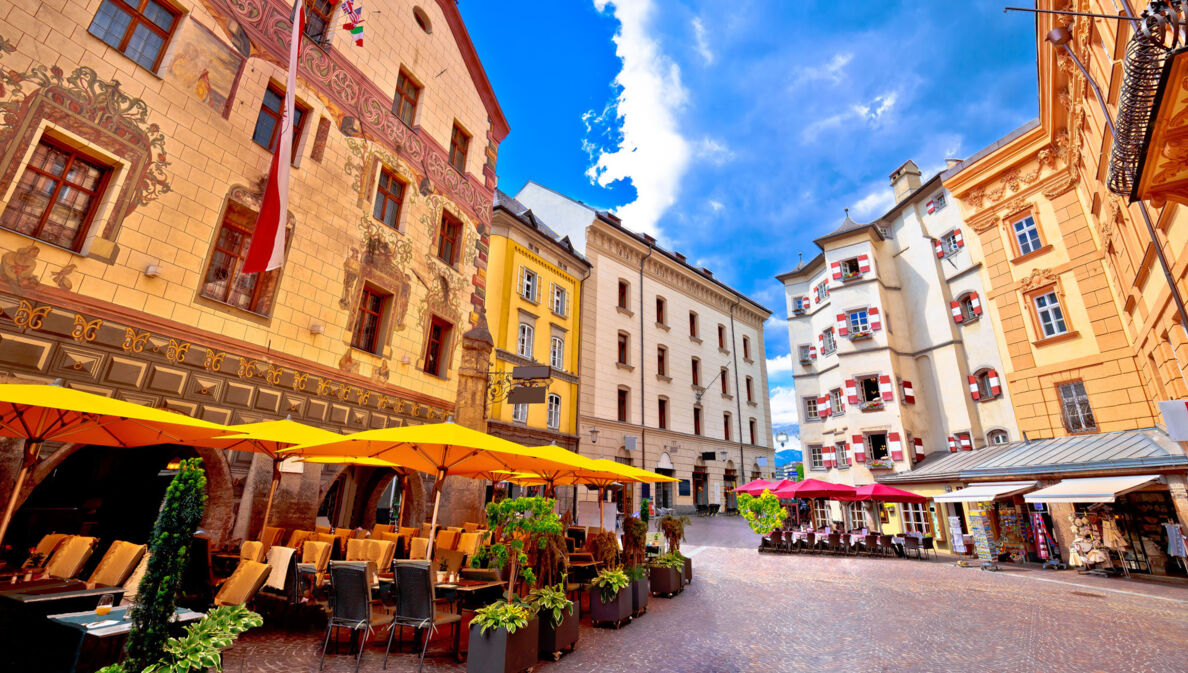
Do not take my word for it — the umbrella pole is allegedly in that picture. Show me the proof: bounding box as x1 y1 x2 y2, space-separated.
259 458 281 538
598 487 605 531
0 440 42 548
396 473 407 528
424 471 445 560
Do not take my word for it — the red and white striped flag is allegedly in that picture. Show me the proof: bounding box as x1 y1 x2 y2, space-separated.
243 0 304 273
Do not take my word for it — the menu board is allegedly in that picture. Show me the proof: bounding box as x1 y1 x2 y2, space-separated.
949 516 966 553
968 502 996 561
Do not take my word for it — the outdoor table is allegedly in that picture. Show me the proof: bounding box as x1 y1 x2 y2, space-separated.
0 582 127 672
45 604 204 673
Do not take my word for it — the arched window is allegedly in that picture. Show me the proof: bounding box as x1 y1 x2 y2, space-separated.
987 429 1009 445
546 393 561 430
517 323 534 358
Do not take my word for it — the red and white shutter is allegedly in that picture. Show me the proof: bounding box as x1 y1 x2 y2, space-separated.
817 395 829 418
869 307 882 331
968 375 981 401
845 379 858 404
852 434 866 463
879 375 894 402
830 261 842 281
836 313 849 336
809 345 817 360
824 445 836 468
934 239 944 258
988 368 1001 397
960 433 973 451
954 228 965 248
858 254 871 274
843 446 852 466
913 437 925 462
817 333 823 352
948 436 958 453
951 300 964 323
803 295 810 309
889 432 903 461
969 291 983 316
813 286 820 303
901 380 915 404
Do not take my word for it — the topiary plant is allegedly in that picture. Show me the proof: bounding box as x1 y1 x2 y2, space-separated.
123 458 208 672
658 512 690 553
620 515 647 568
469 496 562 601
587 530 619 567
639 498 650 526
738 491 786 536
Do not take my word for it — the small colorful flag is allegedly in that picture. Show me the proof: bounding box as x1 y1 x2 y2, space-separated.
341 0 363 46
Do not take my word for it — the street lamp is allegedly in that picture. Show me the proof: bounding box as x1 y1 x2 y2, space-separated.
588 427 599 444
776 431 789 448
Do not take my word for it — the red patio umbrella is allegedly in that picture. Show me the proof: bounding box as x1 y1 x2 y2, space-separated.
847 483 928 503
734 478 776 496
783 478 856 500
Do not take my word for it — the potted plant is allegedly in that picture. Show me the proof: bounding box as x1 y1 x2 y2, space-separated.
658 513 692 585
620 515 649 616
528 584 577 661
468 600 540 673
97 605 262 673
649 553 683 597
589 567 632 628
437 557 450 584
587 530 619 567
625 564 649 615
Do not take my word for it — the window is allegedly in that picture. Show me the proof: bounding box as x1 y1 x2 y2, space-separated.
546 394 561 430
437 211 462 265
655 297 666 324
720 368 729 395
689 311 699 338
928 193 947 212
958 295 979 323
723 412 732 441
867 432 889 460
829 389 844 415
393 69 422 126
519 267 539 302
847 501 867 529
743 336 751 360
804 397 818 419
658 398 668 429
717 324 727 349
745 376 754 403
798 345 813 363
693 407 702 435
988 429 1009 445
748 418 757 445
617 280 629 309
1034 291 1068 338
1012 215 1043 256
1058 381 1096 432
512 403 528 423
302 0 336 41
423 317 452 376
617 332 629 364
372 167 406 229
617 388 629 422
449 122 470 173
517 323 534 358
974 370 993 399
0 138 110 251
813 500 830 526
940 231 962 256
836 441 849 468
815 280 830 302
808 444 824 470
550 336 564 369
199 201 282 315
351 286 389 354
551 284 568 315
691 358 701 386
840 258 861 277
656 346 667 376
902 502 931 534
822 328 836 354
251 85 308 161
88 0 178 71
848 309 870 334
857 375 880 404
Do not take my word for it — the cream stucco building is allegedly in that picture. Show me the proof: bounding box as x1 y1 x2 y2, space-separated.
778 161 1019 531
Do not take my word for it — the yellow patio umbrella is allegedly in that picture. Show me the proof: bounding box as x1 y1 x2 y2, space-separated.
0 383 230 547
178 419 344 533
281 422 588 558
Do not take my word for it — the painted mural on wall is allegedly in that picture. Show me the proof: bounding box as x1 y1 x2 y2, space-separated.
165 20 245 117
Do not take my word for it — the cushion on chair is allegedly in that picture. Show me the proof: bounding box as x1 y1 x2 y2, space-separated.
367 540 396 570
34 533 69 559
240 540 265 563
433 609 463 626
455 532 481 558
419 523 435 538
398 526 419 538
215 560 271 606
433 549 466 574
462 522 479 533
345 538 369 561
435 529 460 551
372 524 396 537
302 541 332 572
46 536 97 579
259 526 284 554
120 552 150 604
409 537 429 560
286 529 313 549
88 540 146 587
316 526 332 534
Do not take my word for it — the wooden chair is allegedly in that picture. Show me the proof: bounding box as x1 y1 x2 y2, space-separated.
455 532 481 558
87 540 146 587
921 537 937 559
462 522 480 533
259 526 285 555
408 537 429 560
876 535 895 557
46 536 96 579
240 540 265 563
863 534 881 556
435 529 460 551
286 529 313 551
903 536 923 560
302 541 333 573
214 560 271 606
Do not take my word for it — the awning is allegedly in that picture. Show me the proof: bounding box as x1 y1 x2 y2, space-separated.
933 481 1037 503
1023 475 1161 504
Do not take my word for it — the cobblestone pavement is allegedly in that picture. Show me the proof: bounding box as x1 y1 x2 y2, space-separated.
227 516 1188 673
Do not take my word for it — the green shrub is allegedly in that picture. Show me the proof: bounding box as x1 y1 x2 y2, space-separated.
97 605 261 673
591 567 630 603
526 583 573 627
658 513 689 553
472 600 531 635
470 496 562 600
738 491 786 535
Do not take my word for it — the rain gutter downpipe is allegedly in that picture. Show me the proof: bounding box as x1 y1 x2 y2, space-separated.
574 261 593 521
638 241 655 508
729 296 746 479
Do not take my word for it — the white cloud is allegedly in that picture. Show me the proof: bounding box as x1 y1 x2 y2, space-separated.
772 432 802 454
695 137 734 165
769 385 800 425
708 199 725 213
801 89 901 142
790 51 853 87
766 353 795 376
851 91 898 123
692 17 714 65
850 187 894 219
586 0 692 237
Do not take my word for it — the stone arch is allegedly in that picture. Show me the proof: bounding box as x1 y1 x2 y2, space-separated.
656 452 674 471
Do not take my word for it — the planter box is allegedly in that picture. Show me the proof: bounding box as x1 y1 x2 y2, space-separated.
589 586 632 627
649 566 681 597
468 617 539 673
538 602 579 661
631 577 649 616
683 556 693 585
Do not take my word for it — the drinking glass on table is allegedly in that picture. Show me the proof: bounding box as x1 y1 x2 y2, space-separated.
95 594 113 617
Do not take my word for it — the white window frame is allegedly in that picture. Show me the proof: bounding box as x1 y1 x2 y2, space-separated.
822 328 836 354
1034 291 1068 338
813 500 830 526
798 344 812 362
546 393 561 430
816 280 830 301
941 231 961 257
550 336 564 369
848 309 869 334
520 267 539 302
829 388 844 415
835 441 849 468
1058 381 1096 432
847 501 867 529
551 283 568 316
512 403 528 423
1012 215 1042 256
902 502 930 534
517 322 534 358
988 429 1009 445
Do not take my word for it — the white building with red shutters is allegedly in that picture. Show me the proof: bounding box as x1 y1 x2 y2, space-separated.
776 160 1018 524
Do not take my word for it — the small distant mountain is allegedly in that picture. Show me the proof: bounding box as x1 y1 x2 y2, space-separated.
774 449 802 467
771 423 801 467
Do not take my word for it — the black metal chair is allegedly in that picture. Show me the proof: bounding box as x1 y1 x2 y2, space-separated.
921 537 936 559
384 560 462 671
320 562 376 673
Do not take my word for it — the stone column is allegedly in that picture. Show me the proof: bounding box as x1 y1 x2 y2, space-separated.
437 312 494 527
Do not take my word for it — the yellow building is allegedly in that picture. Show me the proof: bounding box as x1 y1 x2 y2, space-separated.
485 191 589 451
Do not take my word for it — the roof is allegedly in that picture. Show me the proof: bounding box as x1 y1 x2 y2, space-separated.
940 119 1042 181
812 209 885 247
774 252 825 282
877 428 1188 484
434 0 509 142
493 190 589 265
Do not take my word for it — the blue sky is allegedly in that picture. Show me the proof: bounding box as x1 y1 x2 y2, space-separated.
459 1 1040 444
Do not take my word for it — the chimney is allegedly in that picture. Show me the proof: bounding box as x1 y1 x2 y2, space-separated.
889 160 923 204
674 252 686 263
701 267 713 278
945 158 962 169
